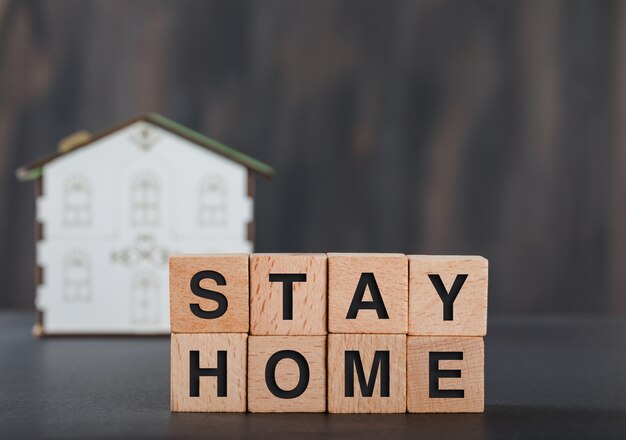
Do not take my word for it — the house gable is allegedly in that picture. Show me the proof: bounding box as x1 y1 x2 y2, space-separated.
16 113 274 181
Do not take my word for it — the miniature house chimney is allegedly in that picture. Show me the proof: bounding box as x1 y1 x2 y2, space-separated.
57 131 92 154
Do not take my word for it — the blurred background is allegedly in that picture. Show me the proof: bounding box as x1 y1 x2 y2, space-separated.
0 0 623 314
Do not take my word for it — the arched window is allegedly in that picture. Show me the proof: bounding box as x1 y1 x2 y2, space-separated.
198 175 227 227
130 172 160 227
130 272 159 324
63 176 91 227
63 250 91 301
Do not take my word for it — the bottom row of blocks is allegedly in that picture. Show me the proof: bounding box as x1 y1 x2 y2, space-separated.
171 334 484 413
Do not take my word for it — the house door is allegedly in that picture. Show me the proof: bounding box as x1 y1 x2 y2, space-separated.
112 155 173 329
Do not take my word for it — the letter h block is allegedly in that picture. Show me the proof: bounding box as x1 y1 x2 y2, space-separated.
169 254 250 412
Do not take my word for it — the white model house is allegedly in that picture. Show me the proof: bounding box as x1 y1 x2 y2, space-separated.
17 113 274 335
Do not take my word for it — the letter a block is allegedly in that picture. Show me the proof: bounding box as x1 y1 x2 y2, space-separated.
250 254 327 335
328 253 408 334
171 333 247 412
170 254 249 333
408 256 488 336
247 336 326 412
407 336 484 413
327 334 406 413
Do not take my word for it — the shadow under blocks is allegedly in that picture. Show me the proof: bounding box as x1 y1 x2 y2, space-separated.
169 253 488 413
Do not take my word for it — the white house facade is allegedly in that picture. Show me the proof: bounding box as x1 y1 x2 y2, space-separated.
18 115 273 334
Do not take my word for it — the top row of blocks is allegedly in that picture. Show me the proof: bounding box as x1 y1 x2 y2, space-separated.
170 253 488 336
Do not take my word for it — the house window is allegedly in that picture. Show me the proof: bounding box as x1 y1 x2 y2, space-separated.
63 176 91 227
63 250 91 302
198 175 227 227
130 172 160 227
130 272 159 324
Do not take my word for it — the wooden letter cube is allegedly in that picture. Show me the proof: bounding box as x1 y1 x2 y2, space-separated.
327 334 406 413
171 333 247 412
328 253 408 334
407 336 484 413
247 336 326 412
408 255 488 336
170 254 249 333
250 254 327 335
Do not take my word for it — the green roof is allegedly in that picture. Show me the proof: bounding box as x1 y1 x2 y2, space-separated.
16 113 275 181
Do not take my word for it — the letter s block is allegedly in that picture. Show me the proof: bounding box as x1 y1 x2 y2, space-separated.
170 254 249 333
327 334 406 413
171 333 247 412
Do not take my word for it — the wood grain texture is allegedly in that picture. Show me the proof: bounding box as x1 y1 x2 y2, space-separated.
171 333 247 412
408 255 488 336
328 253 407 334
248 335 326 412
250 253 327 335
170 254 249 333
407 336 484 413
327 333 406 413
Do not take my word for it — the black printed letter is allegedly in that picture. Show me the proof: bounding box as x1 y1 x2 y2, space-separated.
345 351 390 397
429 352 464 398
189 350 227 397
265 350 310 398
189 270 228 319
346 273 389 319
268 274 307 320
428 274 468 321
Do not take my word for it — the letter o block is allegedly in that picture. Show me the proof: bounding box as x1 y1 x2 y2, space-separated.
170 254 249 333
247 336 326 412
327 334 406 413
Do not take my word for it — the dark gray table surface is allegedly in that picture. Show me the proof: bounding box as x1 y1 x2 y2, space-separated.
1 311 625 439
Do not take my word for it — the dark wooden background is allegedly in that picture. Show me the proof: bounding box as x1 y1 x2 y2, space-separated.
1 0 624 313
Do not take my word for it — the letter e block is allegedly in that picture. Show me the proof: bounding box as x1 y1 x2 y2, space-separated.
327 334 406 413
407 336 484 413
408 255 488 336
170 254 249 333
328 253 408 334
171 333 247 412
250 254 327 335
248 336 326 412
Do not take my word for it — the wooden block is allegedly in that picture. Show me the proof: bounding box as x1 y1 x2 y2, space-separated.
407 336 484 413
327 334 406 413
250 254 327 335
170 254 249 333
171 333 247 412
328 253 408 334
408 255 488 336
247 335 326 412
